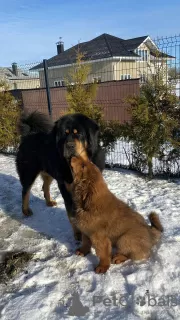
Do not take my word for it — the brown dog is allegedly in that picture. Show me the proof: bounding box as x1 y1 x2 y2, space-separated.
68 157 163 274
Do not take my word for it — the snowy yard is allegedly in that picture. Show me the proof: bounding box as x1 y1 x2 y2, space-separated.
0 154 180 319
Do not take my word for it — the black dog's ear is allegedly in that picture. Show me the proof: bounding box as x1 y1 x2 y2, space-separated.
87 119 100 155
86 117 99 132
84 117 99 142
52 118 64 141
51 120 58 139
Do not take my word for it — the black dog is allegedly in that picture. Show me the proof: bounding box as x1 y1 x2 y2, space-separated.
16 111 105 238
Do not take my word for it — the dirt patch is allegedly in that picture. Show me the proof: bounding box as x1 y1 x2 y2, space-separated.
0 251 33 283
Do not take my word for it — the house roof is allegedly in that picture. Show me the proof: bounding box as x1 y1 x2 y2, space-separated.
31 33 140 70
31 33 174 70
0 66 37 81
123 36 148 50
150 49 175 59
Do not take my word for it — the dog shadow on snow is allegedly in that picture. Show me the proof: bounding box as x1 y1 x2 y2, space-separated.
0 172 77 250
0 173 103 272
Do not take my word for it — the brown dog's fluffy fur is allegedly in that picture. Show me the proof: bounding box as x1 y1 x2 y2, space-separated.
68 157 163 274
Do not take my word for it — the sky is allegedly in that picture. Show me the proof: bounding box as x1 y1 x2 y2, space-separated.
0 0 180 67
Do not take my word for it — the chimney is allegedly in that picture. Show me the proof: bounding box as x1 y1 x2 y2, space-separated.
56 37 64 54
12 62 18 76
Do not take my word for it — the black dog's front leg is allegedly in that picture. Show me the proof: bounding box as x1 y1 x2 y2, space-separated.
58 182 82 241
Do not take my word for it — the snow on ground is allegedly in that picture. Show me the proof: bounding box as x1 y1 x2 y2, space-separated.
0 154 180 320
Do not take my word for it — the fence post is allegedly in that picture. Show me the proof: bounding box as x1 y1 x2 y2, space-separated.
43 59 52 117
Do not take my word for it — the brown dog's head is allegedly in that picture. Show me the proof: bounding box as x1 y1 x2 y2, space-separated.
70 156 103 209
70 156 100 181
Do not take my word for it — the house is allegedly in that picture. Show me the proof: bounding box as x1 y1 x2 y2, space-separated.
32 33 174 87
0 63 40 90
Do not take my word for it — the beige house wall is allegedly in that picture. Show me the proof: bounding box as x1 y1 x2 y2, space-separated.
136 43 168 79
113 43 168 82
87 60 114 82
7 78 40 90
39 60 114 87
39 66 72 87
114 43 153 80
113 60 137 80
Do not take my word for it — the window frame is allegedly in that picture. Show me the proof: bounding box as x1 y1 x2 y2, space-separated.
120 74 131 80
93 76 101 83
54 80 65 87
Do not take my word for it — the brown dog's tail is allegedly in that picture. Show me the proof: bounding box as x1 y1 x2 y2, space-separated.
149 212 163 232
149 212 163 244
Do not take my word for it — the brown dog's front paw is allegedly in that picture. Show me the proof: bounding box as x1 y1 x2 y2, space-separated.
112 254 128 264
76 249 85 257
46 200 57 207
75 247 90 257
22 208 33 216
95 264 110 274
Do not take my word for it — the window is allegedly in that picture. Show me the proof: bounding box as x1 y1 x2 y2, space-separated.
54 80 65 87
13 82 17 89
93 76 101 83
135 49 148 61
120 74 131 80
144 50 148 61
142 50 145 61
5 73 12 77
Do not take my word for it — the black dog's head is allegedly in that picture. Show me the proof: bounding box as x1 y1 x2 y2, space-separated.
53 113 100 161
